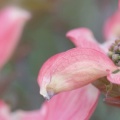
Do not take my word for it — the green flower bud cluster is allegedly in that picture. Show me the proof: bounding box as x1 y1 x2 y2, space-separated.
108 39 120 66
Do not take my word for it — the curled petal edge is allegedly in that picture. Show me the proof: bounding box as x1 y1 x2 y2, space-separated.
66 27 103 53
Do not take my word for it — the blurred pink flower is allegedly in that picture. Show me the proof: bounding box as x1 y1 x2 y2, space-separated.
0 6 30 69
0 100 10 120
103 0 120 40
0 5 31 119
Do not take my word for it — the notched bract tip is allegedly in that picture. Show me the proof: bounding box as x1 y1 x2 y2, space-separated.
40 89 55 100
46 89 55 100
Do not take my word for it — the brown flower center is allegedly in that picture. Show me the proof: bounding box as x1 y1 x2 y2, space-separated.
108 39 120 66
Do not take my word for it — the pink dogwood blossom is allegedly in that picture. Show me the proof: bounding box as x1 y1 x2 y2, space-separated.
38 10 120 99
0 6 30 69
37 0 120 119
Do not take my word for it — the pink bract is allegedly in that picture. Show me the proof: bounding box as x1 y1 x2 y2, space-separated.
38 47 116 99
0 84 99 120
0 6 30 69
0 100 10 120
104 0 120 40
66 28 103 52
38 3 120 99
104 10 120 40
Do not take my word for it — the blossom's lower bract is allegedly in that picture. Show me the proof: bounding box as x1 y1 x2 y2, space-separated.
0 84 99 120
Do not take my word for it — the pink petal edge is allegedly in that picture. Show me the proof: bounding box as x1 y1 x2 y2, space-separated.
66 28 103 52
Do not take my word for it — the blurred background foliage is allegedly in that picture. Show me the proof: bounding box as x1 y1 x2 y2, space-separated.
0 0 120 119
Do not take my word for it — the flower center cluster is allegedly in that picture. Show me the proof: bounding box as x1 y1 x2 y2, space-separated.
108 39 120 66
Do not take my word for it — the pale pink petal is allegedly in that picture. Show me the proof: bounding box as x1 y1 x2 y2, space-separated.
66 28 103 52
38 48 116 99
11 84 100 120
44 84 99 120
0 6 31 69
0 100 10 120
103 10 120 40
107 69 120 84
